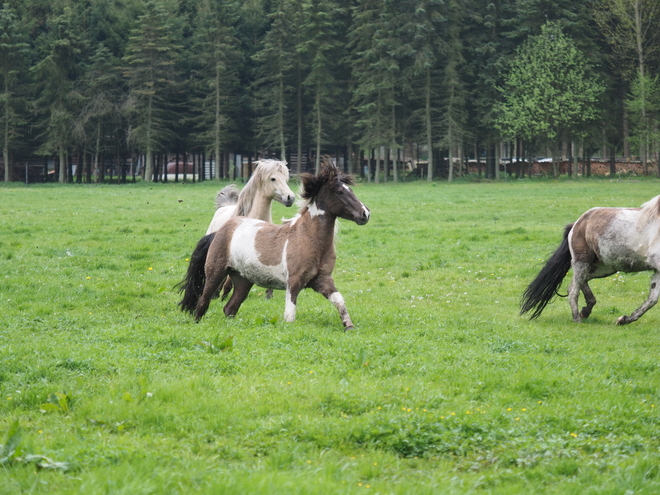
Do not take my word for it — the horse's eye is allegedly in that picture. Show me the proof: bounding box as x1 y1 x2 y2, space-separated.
271 177 276 181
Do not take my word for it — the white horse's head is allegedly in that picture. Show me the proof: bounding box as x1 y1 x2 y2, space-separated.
253 159 295 207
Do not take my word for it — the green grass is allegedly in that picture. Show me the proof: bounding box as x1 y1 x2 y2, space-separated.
1 178 660 494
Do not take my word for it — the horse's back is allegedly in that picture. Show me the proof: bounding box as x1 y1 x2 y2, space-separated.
571 206 653 271
206 205 238 235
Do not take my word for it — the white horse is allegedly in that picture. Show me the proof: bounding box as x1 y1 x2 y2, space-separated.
521 195 660 325
206 159 295 235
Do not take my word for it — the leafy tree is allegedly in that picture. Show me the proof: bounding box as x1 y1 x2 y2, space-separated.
627 72 660 166
122 0 182 182
495 22 604 177
0 3 28 182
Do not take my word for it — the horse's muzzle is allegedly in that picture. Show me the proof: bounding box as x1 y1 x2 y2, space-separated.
282 194 295 207
355 206 370 225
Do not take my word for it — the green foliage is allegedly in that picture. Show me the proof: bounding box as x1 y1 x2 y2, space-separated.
496 22 604 144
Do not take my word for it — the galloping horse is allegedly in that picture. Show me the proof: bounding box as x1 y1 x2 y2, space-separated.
206 159 295 235
179 160 370 330
521 195 660 325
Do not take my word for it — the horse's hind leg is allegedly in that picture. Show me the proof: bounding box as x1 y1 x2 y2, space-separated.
579 281 597 319
195 265 230 321
617 271 660 325
223 274 253 317
568 262 590 322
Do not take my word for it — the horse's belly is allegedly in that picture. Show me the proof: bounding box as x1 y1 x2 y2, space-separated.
231 260 287 290
598 244 651 272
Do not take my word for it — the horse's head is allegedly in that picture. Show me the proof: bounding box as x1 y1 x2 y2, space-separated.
255 159 295 207
301 159 370 225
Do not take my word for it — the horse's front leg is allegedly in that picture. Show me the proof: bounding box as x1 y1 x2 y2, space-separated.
284 282 303 323
617 271 660 325
309 276 354 331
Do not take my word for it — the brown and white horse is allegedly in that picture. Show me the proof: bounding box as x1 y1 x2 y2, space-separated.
206 159 295 235
179 160 370 330
521 195 660 325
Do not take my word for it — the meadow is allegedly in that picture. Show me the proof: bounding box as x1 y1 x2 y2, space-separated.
1 177 660 494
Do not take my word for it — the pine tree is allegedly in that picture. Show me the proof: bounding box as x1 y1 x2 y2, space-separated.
189 0 242 179
299 0 345 173
122 0 182 182
398 0 445 181
0 4 28 182
31 6 85 183
349 0 402 183
253 0 297 160
79 44 125 183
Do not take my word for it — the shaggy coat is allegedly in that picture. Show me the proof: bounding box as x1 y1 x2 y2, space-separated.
521 195 660 324
179 160 370 330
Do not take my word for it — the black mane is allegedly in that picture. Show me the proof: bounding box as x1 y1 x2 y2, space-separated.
300 158 355 201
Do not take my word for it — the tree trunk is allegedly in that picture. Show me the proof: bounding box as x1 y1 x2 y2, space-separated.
215 64 222 181
279 74 286 160
374 146 381 184
425 68 433 181
634 0 649 175
3 72 11 182
393 148 399 182
58 148 66 183
571 141 578 179
144 94 154 181
315 90 321 174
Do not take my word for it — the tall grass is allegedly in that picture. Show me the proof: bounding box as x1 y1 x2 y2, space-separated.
1 178 660 494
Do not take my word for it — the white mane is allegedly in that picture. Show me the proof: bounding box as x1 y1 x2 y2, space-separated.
638 195 660 227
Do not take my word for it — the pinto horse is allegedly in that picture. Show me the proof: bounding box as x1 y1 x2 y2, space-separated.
521 195 660 325
206 159 295 235
179 160 370 330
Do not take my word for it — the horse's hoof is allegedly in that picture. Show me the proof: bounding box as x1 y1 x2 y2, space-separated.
579 308 591 319
616 315 629 325
344 325 354 332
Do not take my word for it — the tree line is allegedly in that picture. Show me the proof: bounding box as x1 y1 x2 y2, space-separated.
1 0 659 183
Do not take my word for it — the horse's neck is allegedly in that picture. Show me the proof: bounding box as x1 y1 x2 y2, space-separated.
236 181 273 222
298 204 336 242
246 194 273 222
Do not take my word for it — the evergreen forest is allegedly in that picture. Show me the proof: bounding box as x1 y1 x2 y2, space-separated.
1 0 659 183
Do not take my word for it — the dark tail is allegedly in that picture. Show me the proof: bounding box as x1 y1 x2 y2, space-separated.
520 223 574 319
176 233 216 314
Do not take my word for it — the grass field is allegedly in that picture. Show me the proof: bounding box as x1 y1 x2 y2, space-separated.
2 177 660 494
